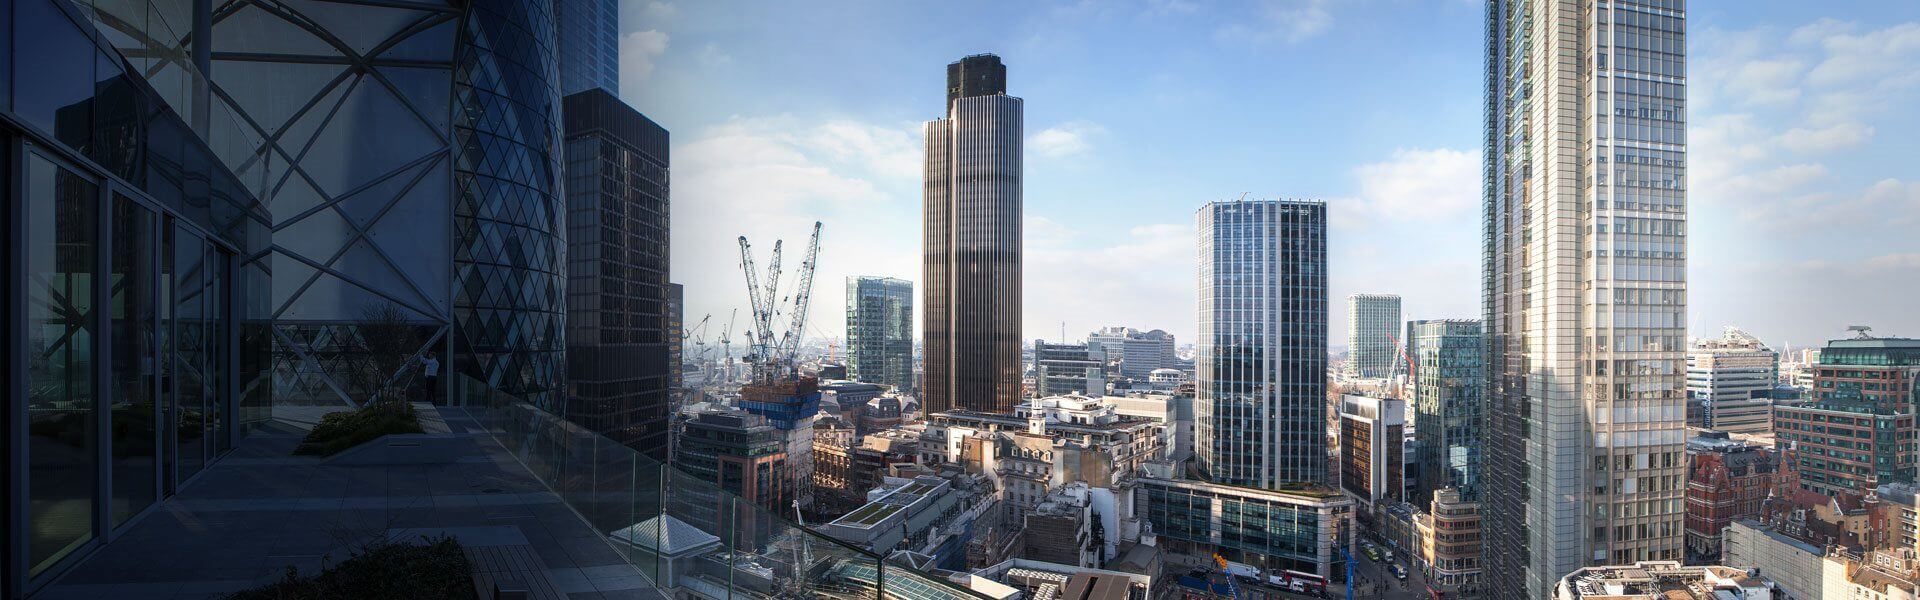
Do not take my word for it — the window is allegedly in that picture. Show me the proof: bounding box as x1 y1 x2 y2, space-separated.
25 152 101 575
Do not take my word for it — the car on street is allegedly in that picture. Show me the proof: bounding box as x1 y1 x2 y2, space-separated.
1390 565 1408 580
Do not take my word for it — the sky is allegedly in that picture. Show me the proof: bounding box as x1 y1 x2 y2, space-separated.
619 0 1920 352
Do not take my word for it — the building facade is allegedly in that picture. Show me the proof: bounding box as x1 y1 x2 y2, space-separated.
1035 341 1105 397
1196 200 1327 489
1482 0 1691 595
1774 335 1920 496
4 0 565 592
562 88 672 459
923 54 1022 415
1417 489 1484 594
1088 327 1177 381
1407 319 1483 507
1346 294 1402 379
1687 327 1778 434
1136 476 1352 580
554 0 619 95
846 276 914 392
1683 431 1793 562
1338 395 1407 513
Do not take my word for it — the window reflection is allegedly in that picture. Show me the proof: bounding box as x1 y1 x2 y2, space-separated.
26 153 100 575
174 223 208 483
111 194 160 526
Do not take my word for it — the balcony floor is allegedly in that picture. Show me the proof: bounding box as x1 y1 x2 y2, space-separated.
35 407 666 600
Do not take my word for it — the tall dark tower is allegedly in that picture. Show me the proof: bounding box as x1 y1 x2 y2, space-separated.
923 54 1022 415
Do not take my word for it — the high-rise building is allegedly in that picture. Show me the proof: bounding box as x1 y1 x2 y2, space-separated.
923 54 1022 415
562 89 673 458
1685 327 1778 434
555 0 620 95
1035 341 1105 396
1407 319 1483 507
1196 200 1328 489
1346 294 1402 379
1774 334 1920 496
845 276 914 392
1339 395 1407 513
1482 1 1690 594
1088 327 1178 381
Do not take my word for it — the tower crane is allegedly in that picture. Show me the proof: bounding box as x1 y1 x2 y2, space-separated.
778 222 824 363
713 309 737 385
739 237 783 374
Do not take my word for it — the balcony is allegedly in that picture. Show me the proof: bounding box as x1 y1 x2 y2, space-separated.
37 376 988 600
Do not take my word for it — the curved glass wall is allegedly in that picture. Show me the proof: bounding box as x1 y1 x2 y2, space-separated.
452 0 568 412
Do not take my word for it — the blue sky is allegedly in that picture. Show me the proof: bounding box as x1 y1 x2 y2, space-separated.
621 0 1920 351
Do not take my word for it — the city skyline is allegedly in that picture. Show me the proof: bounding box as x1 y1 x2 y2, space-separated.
626 1 1920 351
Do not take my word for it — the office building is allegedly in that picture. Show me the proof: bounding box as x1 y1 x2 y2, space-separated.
1346 294 1402 379
1088 327 1178 381
1686 327 1778 434
1682 431 1793 562
1135 476 1352 580
846 276 915 392
1338 395 1407 513
1482 1 1690 594
563 88 672 458
1407 319 1483 507
1035 341 1105 397
1416 489 1484 595
672 407 791 536
1774 334 1920 495
922 396 1166 522
1109 392 1195 463
923 54 1023 415
1196 199 1327 489
555 0 619 95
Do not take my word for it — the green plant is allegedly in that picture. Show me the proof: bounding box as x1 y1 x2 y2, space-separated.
293 405 424 456
225 536 475 600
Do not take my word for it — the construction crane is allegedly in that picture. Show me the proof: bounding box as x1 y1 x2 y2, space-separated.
738 236 783 370
712 309 737 385
778 222 824 362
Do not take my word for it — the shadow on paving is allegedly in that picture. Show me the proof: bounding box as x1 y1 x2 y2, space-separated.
34 407 669 600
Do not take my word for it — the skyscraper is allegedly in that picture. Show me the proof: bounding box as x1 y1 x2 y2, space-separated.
846 276 914 392
562 88 673 459
1346 294 1401 379
556 0 620 95
1407 319 1483 508
1196 200 1328 489
923 54 1022 415
1483 1 1689 595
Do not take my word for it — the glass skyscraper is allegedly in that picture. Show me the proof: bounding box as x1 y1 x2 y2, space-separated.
556 0 621 95
563 88 672 459
923 54 1022 415
1196 200 1328 489
1346 294 1401 379
1483 1 1689 596
1407 319 1483 508
845 276 914 392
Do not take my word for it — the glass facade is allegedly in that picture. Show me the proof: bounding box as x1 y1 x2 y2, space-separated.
923 54 1022 415
5 0 272 591
452 0 569 413
846 276 914 392
563 88 672 460
1483 1 1689 596
1195 200 1327 489
1137 477 1351 579
555 0 620 95
1407 319 1483 507
1346 294 1400 379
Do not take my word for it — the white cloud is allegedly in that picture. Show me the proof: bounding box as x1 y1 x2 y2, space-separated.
1332 148 1480 227
672 116 925 348
1024 220 1198 343
1145 0 1199 16
620 30 669 81
1028 121 1106 159
1216 0 1333 45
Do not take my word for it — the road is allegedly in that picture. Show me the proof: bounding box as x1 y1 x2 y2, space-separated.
1336 548 1432 600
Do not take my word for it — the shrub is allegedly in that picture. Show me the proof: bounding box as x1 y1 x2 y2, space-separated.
226 536 474 600
294 405 424 456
